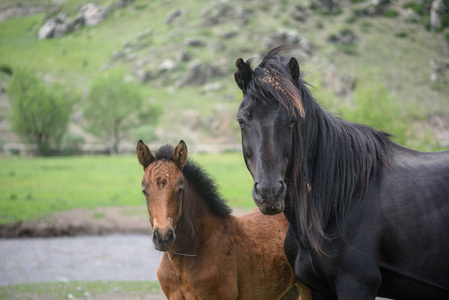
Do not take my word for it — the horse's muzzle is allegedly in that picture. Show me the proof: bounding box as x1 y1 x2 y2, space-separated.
252 179 286 215
152 226 175 251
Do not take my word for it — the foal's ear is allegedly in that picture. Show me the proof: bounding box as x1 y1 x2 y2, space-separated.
234 58 252 93
288 57 300 82
173 140 188 170
136 140 155 171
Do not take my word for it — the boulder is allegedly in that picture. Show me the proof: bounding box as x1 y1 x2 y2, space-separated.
134 68 152 83
179 51 193 63
110 51 124 61
38 3 110 39
158 59 176 72
291 6 307 22
38 19 57 39
38 14 77 39
317 0 339 14
202 0 250 26
430 0 447 31
137 28 153 40
77 3 110 26
176 59 227 86
165 9 185 24
264 29 312 59
116 0 135 8
327 29 357 45
185 37 206 47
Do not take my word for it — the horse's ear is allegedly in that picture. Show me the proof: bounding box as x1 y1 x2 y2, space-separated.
234 58 252 93
173 140 188 170
136 140 155 171
288 57 300 82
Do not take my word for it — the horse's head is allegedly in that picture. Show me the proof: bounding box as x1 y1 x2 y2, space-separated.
234 48 304 215
136 140 188 251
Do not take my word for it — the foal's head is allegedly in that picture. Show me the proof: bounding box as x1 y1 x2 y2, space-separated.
136 140 188 251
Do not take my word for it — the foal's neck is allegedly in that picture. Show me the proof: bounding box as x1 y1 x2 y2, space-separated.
170 183 218 258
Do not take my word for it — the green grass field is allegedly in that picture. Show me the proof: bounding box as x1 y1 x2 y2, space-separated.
0 152 254 224
0 280 162 300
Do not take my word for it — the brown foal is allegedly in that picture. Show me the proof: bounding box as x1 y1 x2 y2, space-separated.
136 140 311 300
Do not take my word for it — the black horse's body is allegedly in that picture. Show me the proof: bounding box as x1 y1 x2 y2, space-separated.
286 144 449 300
234 46 449 300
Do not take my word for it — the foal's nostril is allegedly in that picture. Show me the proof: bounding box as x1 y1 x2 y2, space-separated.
153 230 161 245
166 228 174 241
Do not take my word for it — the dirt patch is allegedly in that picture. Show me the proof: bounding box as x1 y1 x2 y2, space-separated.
0 206 151 238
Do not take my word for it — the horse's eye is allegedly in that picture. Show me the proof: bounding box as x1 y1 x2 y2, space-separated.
289 116 297 128
142 190 148 196
237 117 246 129
178 188 184 194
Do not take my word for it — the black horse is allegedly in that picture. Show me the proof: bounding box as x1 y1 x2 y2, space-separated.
234 45 449 300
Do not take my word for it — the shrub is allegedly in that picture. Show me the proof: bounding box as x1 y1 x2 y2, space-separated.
60 132 85 155
83 67 160 154
383 9 399 18
7 68 74 156
395 31 408 38
341 83 408 145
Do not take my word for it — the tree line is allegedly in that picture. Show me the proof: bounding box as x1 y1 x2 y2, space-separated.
5 67 160 156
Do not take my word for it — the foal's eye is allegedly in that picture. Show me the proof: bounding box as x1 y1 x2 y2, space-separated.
289 116 297 128
177 188 184 195
142 190 148 197
237 117 246 129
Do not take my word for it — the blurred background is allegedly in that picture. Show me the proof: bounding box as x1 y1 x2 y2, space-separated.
0 0 448 298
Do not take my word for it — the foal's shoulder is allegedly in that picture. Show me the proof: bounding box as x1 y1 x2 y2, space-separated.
234 208 288 238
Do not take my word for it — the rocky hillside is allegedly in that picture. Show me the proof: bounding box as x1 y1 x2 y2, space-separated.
0 0 448 153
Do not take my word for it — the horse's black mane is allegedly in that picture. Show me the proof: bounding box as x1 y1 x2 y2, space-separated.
249 46 393 254
155 144 232 217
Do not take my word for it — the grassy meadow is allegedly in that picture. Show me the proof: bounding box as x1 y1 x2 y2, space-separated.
1 0 448 226
0 151 254 224
0 280 162 299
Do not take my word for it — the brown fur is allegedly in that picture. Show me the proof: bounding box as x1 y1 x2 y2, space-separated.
137 140 311 300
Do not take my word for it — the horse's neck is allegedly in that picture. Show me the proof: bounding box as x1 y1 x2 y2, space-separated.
171 186 217 258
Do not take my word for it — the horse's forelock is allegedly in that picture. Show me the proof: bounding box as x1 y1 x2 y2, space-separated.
249 64 305 118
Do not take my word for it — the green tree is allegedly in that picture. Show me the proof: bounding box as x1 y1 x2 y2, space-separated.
83 68 157 154
7 68 74 156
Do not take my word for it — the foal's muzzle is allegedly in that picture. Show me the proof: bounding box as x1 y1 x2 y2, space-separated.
152 226 175 251
252 179 286 215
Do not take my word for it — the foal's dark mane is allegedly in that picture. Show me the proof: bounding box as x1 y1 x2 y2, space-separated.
155 145 232 217
248 46 393 254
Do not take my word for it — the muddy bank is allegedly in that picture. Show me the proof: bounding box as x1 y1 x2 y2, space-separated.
0 206 151 238
0 206 251 238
